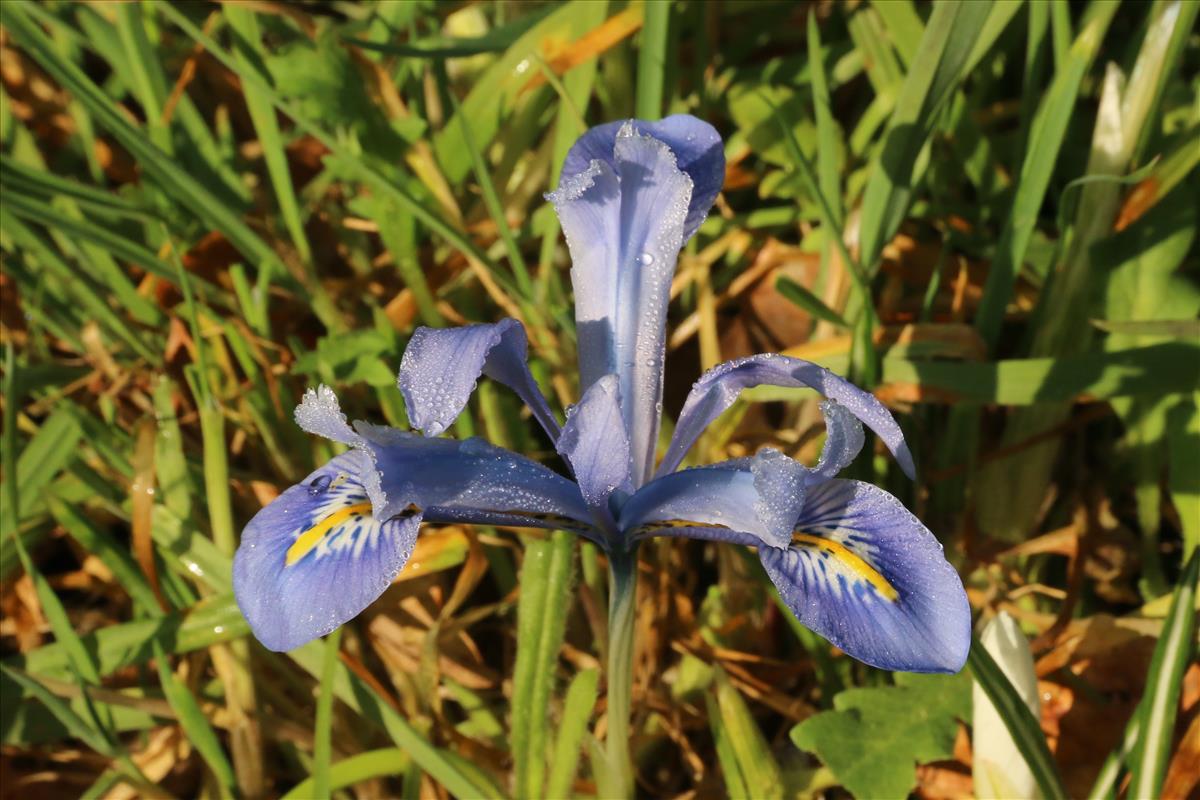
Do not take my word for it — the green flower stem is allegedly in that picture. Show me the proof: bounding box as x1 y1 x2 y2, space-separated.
604 546 639 798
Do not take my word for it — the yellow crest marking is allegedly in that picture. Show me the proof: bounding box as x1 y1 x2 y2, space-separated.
793 533 898 601
285 502 373 566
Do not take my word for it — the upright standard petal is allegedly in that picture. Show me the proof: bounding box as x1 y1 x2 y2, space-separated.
656 354 915 479
556 374 631 513
397 319 560 441
234 451 421 652
759 479 970 673
549 122 695 486
560 115 725 243
619 449 807 549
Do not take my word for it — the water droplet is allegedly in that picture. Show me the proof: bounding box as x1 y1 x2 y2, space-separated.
637 252 655 267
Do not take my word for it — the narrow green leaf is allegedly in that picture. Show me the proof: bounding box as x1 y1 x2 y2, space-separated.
546 668 599 800
707 687 751 800
1091 319 1200 338
3 188 200 289
435 60 534 300
713 667 783 800
766 100 871 302
2 342 19 543
775 276 849 328
152 639 236 798
806 13 842 229
1086 713 1140 800
225 5 312 263
7 595 247 680
1167 396 1200 557
857 0 993 275
743 342 1200 406
155 3 501 291
512 531 576 799
636 1 670 120
287 642 488 799
152 377 193 521
1128 549 1199 798
1 666 114 755
974 0 1120 348
0 154 155 219
871 0 924 66
7 525 123 756
113 2 171 154
346 6 555 57
846 4 903 96
281 748 411 800
4 406 81 526
0 665 168 797
313 626 343 799
1 211 160 363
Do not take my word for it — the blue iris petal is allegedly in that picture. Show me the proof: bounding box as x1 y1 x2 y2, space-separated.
759 479 971 673
556 374 632 514
619 449 807 550
656 354 916 480
813 400 867 478
560 115 724 243
233 451 421 652
398 318 560 441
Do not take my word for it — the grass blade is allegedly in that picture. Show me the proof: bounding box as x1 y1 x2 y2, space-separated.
152 639 237 798
286 642 488 799
47 494 163 618
1128 549 1199 798
224 5 312 264
768 97 876 383
711 666 784 800
435 60 534 301
281 748 411 799
856 0 993 274
546 667 599 799
807 13 842 229
636 1 670 119
974 0 1120 348
1 665 170 798
512 531 577 799
775 276 849 328
313 627 343 799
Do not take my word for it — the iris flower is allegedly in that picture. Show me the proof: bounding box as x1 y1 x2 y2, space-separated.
233 116 970 678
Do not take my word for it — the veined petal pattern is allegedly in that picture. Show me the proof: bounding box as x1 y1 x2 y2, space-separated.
759 479 970 673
